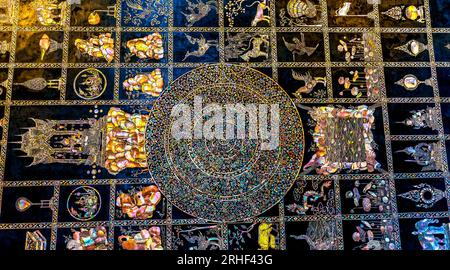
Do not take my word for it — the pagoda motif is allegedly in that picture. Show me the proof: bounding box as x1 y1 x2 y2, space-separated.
14 118 103 166
13 108 148 175
397 106 441 131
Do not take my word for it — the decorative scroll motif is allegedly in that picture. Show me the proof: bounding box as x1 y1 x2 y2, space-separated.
123 0 169 26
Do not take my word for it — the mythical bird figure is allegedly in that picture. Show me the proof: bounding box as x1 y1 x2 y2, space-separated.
291 70 326 97
182 33 218 61
182 0 217 27
283 33 319 61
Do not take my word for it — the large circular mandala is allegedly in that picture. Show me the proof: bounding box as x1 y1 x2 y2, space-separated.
146 64 304 222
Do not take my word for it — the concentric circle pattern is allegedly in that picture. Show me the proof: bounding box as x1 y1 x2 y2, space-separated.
146 64 304 222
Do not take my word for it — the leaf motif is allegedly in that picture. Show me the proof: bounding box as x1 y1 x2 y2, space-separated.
362 221 372 229
363 182 372 193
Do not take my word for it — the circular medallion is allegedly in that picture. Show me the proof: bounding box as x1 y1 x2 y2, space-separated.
73 68 107 100
66 186 101 221
146 64 304 222
401 75 420 90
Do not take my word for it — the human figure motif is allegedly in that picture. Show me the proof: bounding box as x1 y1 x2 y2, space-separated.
240 34 270 62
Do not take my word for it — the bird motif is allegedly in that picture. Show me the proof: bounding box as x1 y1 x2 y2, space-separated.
282 33 319 61
291 70 326 97
182 34 218 61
